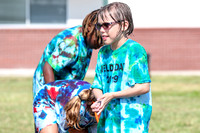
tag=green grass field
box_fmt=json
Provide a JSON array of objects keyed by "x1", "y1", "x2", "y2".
[{"x1": 0, "y1": 76, "x2": 200, "y2": 133}]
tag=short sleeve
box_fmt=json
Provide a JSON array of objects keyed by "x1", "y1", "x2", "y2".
[{"x1": 128, "y1": 43, "x2": 151, "y2": 86}]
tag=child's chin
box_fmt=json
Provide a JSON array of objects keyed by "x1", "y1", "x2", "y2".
[{"x1": 103, "y1": 40, "x2": 110, "y2": 45}]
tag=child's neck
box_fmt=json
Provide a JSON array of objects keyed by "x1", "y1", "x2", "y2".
[{"x1": 111, "y1": 37, "x2": 128, "y2": 50}]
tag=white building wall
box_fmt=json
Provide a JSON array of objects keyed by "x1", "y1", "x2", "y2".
[
  {"x1": 108, "y1": 0, "x2": 200, "y2": 28},
  {"x1": 67, "y1": 0, "x2": 103, "y2": 26}
]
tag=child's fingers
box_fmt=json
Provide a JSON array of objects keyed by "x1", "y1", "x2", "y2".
[
  {"x1": 96, "y1": 101, "x2": 105, "y2": 114},
  {"x1": 91, "y1": 101, "x2": 102, "y2": 112},
  {"x1": 91, "y1": 102, "x2": 96, "y2": 108},
  {"x1": 96, "y1": 100, "x2": 101, "y2": 106},
  {"x1": 92, "y1": 108, "x2": 99, "y2": 112},
  {"x1": 91, "y1": 101, "x2": 99, "y2": 107},
  {"x1": 97, "y1": 108, "x2": 103, "y2": 115}
]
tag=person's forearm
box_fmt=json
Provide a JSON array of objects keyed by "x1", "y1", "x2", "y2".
[
  {"x1": 43, "y1": 61, "x2": 55, "y2": 84},
  {"x1": 92, "y1": 88, "x2": 103, "y2": 100},
  {"x1": 112, "y1": 83, "x2": 150, "y2": 99}
]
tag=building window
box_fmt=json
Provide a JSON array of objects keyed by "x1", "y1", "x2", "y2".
[
  {"x1": 30, "y1": 0, "x2": 66, "y2": 23},
  {"x1": 0, "y1": 0, "x2": 104, "y2": 25},
  {"x1": 0, "y1": 0, "x2": 26, "y2": 24},
  {"x1": 0, "y1": 0, "x2": 66, "y2": 24}
]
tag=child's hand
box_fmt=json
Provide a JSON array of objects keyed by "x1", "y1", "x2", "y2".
[
  {"x1": 95, "y1": 93, "x2": 114, "y2": 115},
  {"x1": 91, "y1": 101, "x2": 101, "y2": 113}
]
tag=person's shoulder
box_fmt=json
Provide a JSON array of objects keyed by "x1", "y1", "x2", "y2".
[
  {"x1": 66, "y1": 25, "x2": 82, "y2": 32},
  {"x1": 54, "y1": 26, "x2": 82, "y2": 44},
  {"x1": 99, "y1": 45, "x2": 110, "y2": 53},
  {"x1": 127, "y1": 39, "x2": 141, "y2": 47},
  {"x1": 127, "y1": 39, "x2": 145, "y2": 50},
  {"x1": 58, "y1": 25, "x2": 82, "y2": 36}
]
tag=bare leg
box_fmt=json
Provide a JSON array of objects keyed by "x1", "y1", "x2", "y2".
[{"x1": 40, "y1": 124, "x2": 58, "y2": 133}]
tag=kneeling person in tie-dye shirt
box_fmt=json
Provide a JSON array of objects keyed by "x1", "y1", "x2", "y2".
[{"x1": 33, "y1": 80, "x2": 97, "y2": 133}]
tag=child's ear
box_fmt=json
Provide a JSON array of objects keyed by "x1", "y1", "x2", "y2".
[
  {"x1": 122, "y1": 20, "x2": 129, "y2": 31},
  {"x1": 124, "y1": 20, "x2": 129, "y2": 31}
]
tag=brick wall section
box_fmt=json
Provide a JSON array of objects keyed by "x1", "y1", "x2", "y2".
[
  {"x1": 0, "y1": 29, "x2": 61, "y2": 68},
  {"x1": 130, "y1": 28, "x2": 200, "y2": 70},
  {"x1": 0, "y1": 28, "x2": 200, "y2": 71}
]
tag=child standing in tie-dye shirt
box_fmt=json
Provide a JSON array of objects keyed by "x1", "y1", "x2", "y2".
[{"x1": 91, "y1": 2, "x2": 152, "y2": 133}]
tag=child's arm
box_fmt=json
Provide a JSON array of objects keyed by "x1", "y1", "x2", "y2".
[
  {"x1": 91, "y1": 88, "x2": 103, "y2": 114},
  {"x1": 112, "y1": 83, "x2": 150, "y2": 98},
  {"x1": 95, "y1": 83, "x2": 150, "y2": 115},
  {"x1": 92, "y1": 88, "x2": 103, "y2": 100},
  {"x1": 43, "y1": 62, "x2": 55, "y2": 83}
]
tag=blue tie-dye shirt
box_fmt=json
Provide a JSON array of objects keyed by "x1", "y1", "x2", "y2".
[
  {"x1": 33, "y1": 26, "x2": 92, "y2": 97},
  {"x1": 33, "y1": 80, "x2": 97, "y2": 133},
  {"x1": 92, "y1": 39, "x2": 152, "y2": 133}
]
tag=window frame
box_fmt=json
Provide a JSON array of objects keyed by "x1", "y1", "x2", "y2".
[
  {"x1": 0, "y1": 0, "x2": 68, "y2": 28},
  {"x1": 0, "y1": 0, "x2": 106, "y2": 29}
]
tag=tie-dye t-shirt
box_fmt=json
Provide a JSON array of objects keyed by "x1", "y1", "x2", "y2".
[
  {"x1": 91, "y1": 39, "x2": 152, "y2": 133},
  {"x1": 33, "y1": 80, "x2": 97, "y2": 133},
  {"x1": 33, "y1": 25, "x2": 92, "y2": 97}
]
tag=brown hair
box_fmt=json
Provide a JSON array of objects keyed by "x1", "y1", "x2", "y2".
[
  {"x1": 82, "y1": 9, "x2": 103, "y2": 49},
  {"x1": 64, "y1": 89, "x2": 95, "y2": 130},
  {"x1": 98, "y1": 2, "x2": 134, "y2": 37}
]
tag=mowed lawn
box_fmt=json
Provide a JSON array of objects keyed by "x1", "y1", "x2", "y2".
[{"x1": 0, "y1": 76, "x2": 200, "y2": 133}]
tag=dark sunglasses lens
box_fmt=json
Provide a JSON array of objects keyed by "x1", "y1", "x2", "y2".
[
  {"x1": 102, "y1": 23, "x2": 111, "y2": 29},
  {"x1": 96, "y1": 22, "x2": 112, "y2": 30}
]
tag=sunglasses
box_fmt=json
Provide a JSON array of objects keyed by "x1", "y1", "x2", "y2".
[{"x1": 95, "y1": 20, "x2": 122, "y2": 31}]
